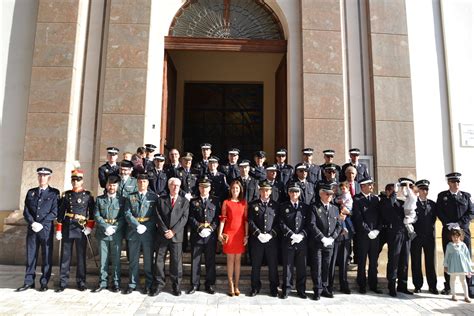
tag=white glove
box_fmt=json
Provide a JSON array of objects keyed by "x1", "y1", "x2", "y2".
[
  {"x1": 185, "y1": 193, "x2": 193, "y2": 201},
  {"x1": 406, "y1": 224, "x2": 414, "y2": 234},
  {"x1": 136, "y1": 224, "x2": 147, "y2": 234},
  {"x1": 447, "y1": 222, "x2": 460, "y2": 230},
  {"x1": 326, "y1": 237, "x2": 334, "y2": 246},
  {"x1": 321, "y1": 237, "x2": 330, "y2": 247},
  {"x1": 31, "y1": 222, "x2": 43, "y2": 233},
  {"x1": 55, "y1": 231, "x2": 62, "y2": 240},
  {"x1": 368, "y1": 231, "x2": 376, "y2": 239},
  {"x1": 257, "y1": 233, "x2": 271, "y2": 243},
  {"x1": 105, "y1": 226, "x2": 116, "y2": 236},
  {"x1": 82, "y1": 227, "x2": 92, "y2": 236},
  {"x1": 291, "y1": 233, "x2": 304, "y2": 245},
  {"x1": 199, "y1": 228, "x2": 212, "y2": 238},
  {"x1": 263, "y1": 233, "x2": 273, "y2": 242},
  {"x1": 372, "y1": 229, "x2": 380, "y2": 238}
]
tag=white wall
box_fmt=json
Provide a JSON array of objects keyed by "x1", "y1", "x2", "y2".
[{"x1": 0, "y1": 0, "x2": 38, "y2": 211}]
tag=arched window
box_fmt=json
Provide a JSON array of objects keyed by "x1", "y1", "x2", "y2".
[{"x1": 169, "y1": 0, "x2": 284, "y2": 40}]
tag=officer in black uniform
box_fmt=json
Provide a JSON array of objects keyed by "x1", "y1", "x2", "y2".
[
  {"x1": 435, "y1": 172, "x2": 474, "y2": 298},
  {"x1": 143, "y1": 144, "x2": 156, "y2": 171},
  {"x1": 206, "y1": 156, "x2": 229, "y2": 202},
  {"x1": 315, "y1": 163, "x2": 340, "y2": 197},
  {"x1": 250, "y1": 151, "x2": 267, "y2": 181},
  {"x1": 16, "y1": 167, "x2": 60, "y2": 292},
  {"x1": 292, "y1": 164, "x2": 316, "y2": 205},
  {"x1": 308, "y1": 184, "x2": 341, "y2": 300},
  {"x1": 187, "y1": 178, "x2": 220, "y2": 294},
  {"x1": 265, "y1": 164, "x2": 286, "y2": 203},
  {"x1": 236, "y1": 160, "x2": 259, "y2": 203},
  {"x1": 55, "y1": 169, "x2": 95, "y2": 292},
  {"x1": 318, "y1": 149, "x2": 342, "y2": 182},
  {"x1": 301, "y1": 148, "x2": 320, "y2": 184},
  {"x1": 352, "y1": 177, "x2": 382, "y2": 294},
  {"x1": 164, "y1": 148, "x2": 181, "y2": 178},
  {"x1": 147, "y1": 153, "x2": 168, "y2": 197},
  {"x1": 98, "y1": 147, "x2": 120, "y2": 189},
  {"x1": 279, "y1": 184, "x2": 309, "y2": 299},
  {"x1": 411, "y1": 179, "x2": 438, "y2": 294},
  {"x1": 248, "y1": 180, "x2": 280, "y2": 297},
  {"x1": 194, "y1": 143, "x2": 212, "y2": 177},
  {"x1": 118, "y1": 160, "x2": 138, "y2": 198},
  {"x1": 275, "y1": 148, "x2": 293, "y2": 186},
  {"x1": 379, "y1": 178, "x2": 413, "y2": 297},
  {"x1": 219, "y1": 148, "x2": 241, "y2": 184},
  {"x1": 340, "y1": 148, "x2": 369, "y2": 182}
]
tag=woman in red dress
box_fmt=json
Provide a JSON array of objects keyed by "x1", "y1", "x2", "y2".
[{"x1": 218, "y1": 180, "x2": 248, "y2": 296}]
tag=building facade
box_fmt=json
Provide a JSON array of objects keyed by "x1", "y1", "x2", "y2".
[{"x1": 1, "y1": 0, "x2": 473, "y2": 223}]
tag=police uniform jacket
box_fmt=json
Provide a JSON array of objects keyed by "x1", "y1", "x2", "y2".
[
  {"x1": 435, "y1": 190, "x2": 473, "y2": 231},
  {"x1": 94, "y1": 194, "x2": 126, "y2": 241},
  {"x1": 118, "y1": 176, "x2": 138, "y2": 198},
  {"x1": 279, "y1": 201, "x2": 309, "y2": 246},
  {"x1": 379, "y1": 193, "x2": 405, "y2": 233},
  {"x1": 250, "y1": 165, "x2": 266, "y2": 181},
  {"x1": 207, "y1": 171, "x2": 229, "y2": 201},
  {"x1": 175, "y1": 167, "x2": 198, "y2": 198},
  {"x1": 147, "y1": 168, "x2": 168, "y2": 197},
  {"x1": 318, "y1": 164, "x2": 341, "y2": 183},
  {"x1": 276, "y1": 164, "x2": 294, "y2": 186},
  {"x1": 188, "y1": 196, "x2": 220, "y2": 245},
  {"x1": 194, "y1": 160, "x2": 209, "y2": 177},
  {"x1": 142, "y1": 158, "x2": 154, "y2": 172},
  {"x1": 219, "y1": 163, "x2": 241, "y2": 184},
  {"x1": 24, "y1": 186, "x2": 60, "y2": 238},
  {"x1": 124, "y1": 191, "x2": 158, "y2": 241},
  {"x1": 315, "y1": 178, "x2": 339, "y2": 196},
  {"x1": 98, "y1": 163, "x2": 120, "y2": 189},
  {"x1": 293, "y1": 180, "x2": 315, "y2": 205},
  {"x1": 308, "y1": 201, "x2": 341, "y2": 248},
  {"x1": 237, "y1": 176, "x2": 259, "y2": 203},
  {"x1": 156, "y1": 195, "x2": 190, "y2": 243},
  {"x1": 352, "y1": 193, "x2": 381, "y2": 235},
  {"x1": 268, "y1": 180, "x2": 286, "y2": 203},
  {"x1": 58, "y1": 190, "x2": 95, "y2": 239},
  {"x1": 248, "y1": 199, "x2": 279, "y2": 240},
  {"x1": 340, "y1": 162, "x2": 369, "y2": 182},
  {"x1": 305, "y1": 163, "x2": 320, "y2": 184},
  {"x1": 413, "y1": 198, "x2": 436, "y2": 237},
  {"x1": 164, "y1": 163, "x2": 181, "y2": 179}
]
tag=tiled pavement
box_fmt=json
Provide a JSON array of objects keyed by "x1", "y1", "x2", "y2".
[{"x1": 1, "y1": 265, "x2": 473, "y2": 316}]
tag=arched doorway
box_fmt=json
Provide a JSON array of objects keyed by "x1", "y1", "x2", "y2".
[{"x1": 161, "y1": 0, "x2": 287, "y2": 161}]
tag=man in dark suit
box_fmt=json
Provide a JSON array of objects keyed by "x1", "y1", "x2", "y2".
[
  {"x1": 147, "y1": 153, "x2": 168, "y2": 197},
  {"x1": 194, "y1": 143, "x2": 212, "y2": 177},
  {"x1": 411, "y1": 179, "x2": 438, "y2": 294},
  {"x1": 265, "y1": 164, "x2": 286, "y2": 203},
  {"x1": 292, "y1": 164, "x2": 315, "y2": 205},
  {"x1": 98, "y1": 147, "x2": 120, "y2": 190},
  {"x1": 164, "y1": 148, "x2": 181, "y2": 178},
  {"x1": 308, "y1": 184, "x2": 342, "y2": 300},
  {"x1": 248, "y1": 180, "x2": 280, "y2": 297},
  {"x1": 250, "y1": 151, "x2": 267, "y2": 181},
  {"x1": 143, "y1": 144, "x2": 156, "y2": 171},
  {"x1": 275, "y1": 148, "x2": 293, "y2": 186},
  {"x1": 236, "y1": 160, "x2": 259, "y2": 203},
  {"x1": 187, "y1": 178, "x2": 220, "y2": 294},
  {"x1": 435, "y1": 172, "x2": 474, "y2": 297},
  {"x1": 351, "y1": 177, "x2": 382, "y2": 294},
  {"x1": 301, "y1": 148, "x2": 320, "y2": 184},
  {"x1": 16, "y1": 167, "x2": 60, "y2": 292},
  {"x1": 340, "y1": 148, "x2": 369, "y2": 182},
  {"x1": 151, "y1": 177, "x2": 189, "y2": 297},
  {"x1": 206, "y1": 156, "x2": 229, "y2": 202},
  {"x1": 318, "y1": 149, "x2": 342, "y2": 181},
  {"x1": 219, "y1": 148, "x2": 241, "y2": 184},
  {"x1": 279, "y1": 184, "x2": 309, "y2": 299}
]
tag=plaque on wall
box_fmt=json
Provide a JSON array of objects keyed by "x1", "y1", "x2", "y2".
[{"x1": 459, "y1": 123, "x2": 474, "y2": 147}]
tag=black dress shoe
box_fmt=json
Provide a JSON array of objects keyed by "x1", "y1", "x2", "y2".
[
  {"x1": 270, "y1": 289, "x2": 278, "y2": 297},
  {"x1": 312, "y1": 293, "x2": 321, "y2": 301},
  {"x1": 205, "y1": 286, "x2": 216, "y2": 295},
  {"x1": 55, "y1": 287, "x2": 65, "y2": 293},
  {"x1": 142, "y1": 287, "x2": 153, "y2": 295},
  {"x1": 398, "y1": 288, "x2": 414, "y2": 295},
  {"x1": 38, "y1": 285, "x2": 48, "y2": 292},
  {"x1": 389, "y1": 288, "x2": 397, "y2": 297},
  {"x1": 297, "y1": 292, "x2": 307, "y2": 299},
  {"x1": 91, "y1": 286, "x2": 107, "y2": 293},
  {"x1": 110, "y1": 285, "x2": 120, "y2": 293},
  {"x1": 249, "y1": 289, "x2": 259, "y2": 297},
  {"x1": 123, "y1": 287, "x2": 135, "y2": 295},
  {"x1": 321, "y1": 290, "x2": 334, "y2": 298},
  {"x1": 414, "y1": 288, "x2": 421, "y2": 293},
  {"x1": 280, "y1": 292, "x2": 288, "y2": 299},
  {"x1": 359, "y1": 287, "x2": 366, "y2": 294},
  {"x1": 370, "y1": 287, "x2": 383, "y2": 294},
  {"x1": 149, "y1": 288, "x2": 161, "y2": 297},
  {"x1": 77, "y1": 285, "x2": 87, "y2": 292},
  {"x1": 172, "y1": 288, "x2": 182, "y2": 296},
  {"x1": 16, "y1": 284, "x2": 34, "y2": 292},
  {"x1": 441, "y1": 288, "x2": 451, "y2": 295},
  {"x1": 340, "y1": 287, "x2": 351, "y2": 294},
  {"x1": 428, "y1": 288, "x2": 439, "y2": 295},
  {"x1": 187, "y1": 286, "x2": 198, "y2": 294}
]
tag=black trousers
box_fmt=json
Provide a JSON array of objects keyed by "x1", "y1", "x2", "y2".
[
  {"x1": 155, "y1": 240, "x2": 183, "y2": 290},
  {"x1": 356, "y1": 235, "x2": 379, "y2": 289},
  {"x1": 386, "y1": 230, "x2": 410, "y2": 290},
  {"x1": 250, "y1": 238, "x2": 279, "y2": 291},
  {"x1": 410, "y1": 233, "x2": 437, "y2": 289},
  {"x1": 309, "y1": 244, "x2": 333, "y2": 293},
  {"x1": 329, "y1": 238, "x2": 351, "y2": 291},
  {"x1": 24, "y1": 229, "x2": 54, "y2": 286},
  {"x1": 59, "y1": 236, "x2": 87, "y2": 287},
  {"x1": 281, "y1": 241, "x2": 307, "y2": 294},
  {"x1": 442, "y1": 228, "x2": 474, "y2": 295},
  {"x1": 190, "y1": 240, "x2": 216, "y2": 287}
]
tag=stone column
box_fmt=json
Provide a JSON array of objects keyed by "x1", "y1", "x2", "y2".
[
  {"x1": 367, "y1": 0, "x2": 416, "y2": 187},
  {"x1": 97, "y1": 0, "x2": 151, "y2": 176},
  {"x1": 301, "y1": 0, "x2": 346, "y2": 165}
]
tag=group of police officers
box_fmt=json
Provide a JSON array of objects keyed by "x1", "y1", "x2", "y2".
[{"x1": 16, "y1": 143, "x2": 474, "y2": 300}]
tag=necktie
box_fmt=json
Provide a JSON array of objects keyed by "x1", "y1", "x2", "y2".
[
  {"x1": 203, "y1": 198, "x2": 207, "y2": 204},
  {"x1": 263, "y1": 202, "x2": 267, "y2": 207},
  {"x1": 38, "y1": 189, "x2": 44, "y2": 199},
  {"x1": 324, "y1": 205, "x2": 328, "y2": 211},
  {"x1": 294, "y1": 203, "x2": 298, "y2": 209},
  {"x1": 349, "y1": 182, "x2": 355, "y2": 197},
  {"x1": 171, "y1": 197, "x2": 176, "y2": 207}
]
